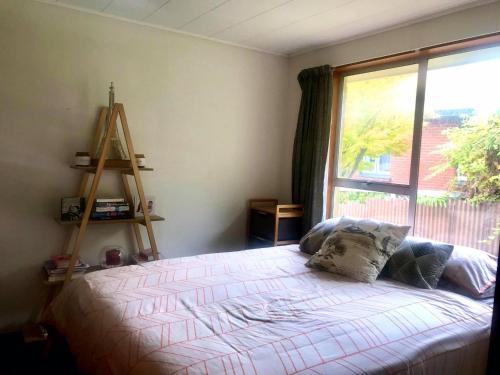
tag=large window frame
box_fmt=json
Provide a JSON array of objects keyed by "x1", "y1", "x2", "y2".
[{"x1": 325, "y1": 32, "x2": 500, "y2": 233}]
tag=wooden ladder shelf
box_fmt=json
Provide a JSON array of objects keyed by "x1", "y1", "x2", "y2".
[{"x1": 58, "y1": 103, "x2": 164, "y2": 287}]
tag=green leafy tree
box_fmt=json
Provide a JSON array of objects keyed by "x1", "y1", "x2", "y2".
[
  {"x1": 340, "y1": 74, "x2": 414, "y2": 177},
  {"x1": 431, "y1": 113, "x2": 500, "y2": 204}
]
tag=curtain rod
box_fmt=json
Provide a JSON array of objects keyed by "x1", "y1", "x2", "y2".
[{"x1": 334, "y1": 32, "x2": 500, "y2": 73}]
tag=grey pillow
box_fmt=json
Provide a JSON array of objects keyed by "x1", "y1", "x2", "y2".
[
  {"x1": 307, "y1": 217, "x2": 410, "y2": 283},
  {"x1": 299, "y1": 217, "x2": 340, "y2": 255},
  {"x1": 383, "y1": 237, "x2": 454, "y2": 289}
]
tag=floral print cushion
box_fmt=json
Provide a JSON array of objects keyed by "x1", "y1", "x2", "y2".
[
  {"x1": 306, "y1": 217, "x2": 410, "y2": 282},
  {"x1": 299, "y1": 217, "x2": 341, "y2": 255}
]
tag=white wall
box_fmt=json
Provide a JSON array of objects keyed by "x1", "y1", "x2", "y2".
[
  {"x1": 0, "y1": 0, "x2": 289, "y2": 330},
  {"x1": 281, "y1": 1, "x2": 500, "y2": 201}
]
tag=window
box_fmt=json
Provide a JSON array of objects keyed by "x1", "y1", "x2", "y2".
[
  {"x1": 360, "y1": 154, "x2": 391, "y2": 180},
  {"x1": 329, "y1": 41, "x2": 500, "y2": 255},
  {"x1": 338, "y1": 64, "x2": 418, "y2": 185}
]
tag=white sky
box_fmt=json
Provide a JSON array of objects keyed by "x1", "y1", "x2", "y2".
[
  {"x1": 425, "y1": 57, "x2": 500, "y2": 117},
  {"x1": 346, "y1": 46, "x2": 500, "y2": 119}
]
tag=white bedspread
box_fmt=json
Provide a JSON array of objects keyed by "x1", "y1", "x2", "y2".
[{"x1": 48, "y1": 245, "x2": 492, "y2": 375}]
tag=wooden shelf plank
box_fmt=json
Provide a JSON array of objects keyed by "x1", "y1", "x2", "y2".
[
  {"x1": 55, "y1": 215, "x2": 165, "y2": 226},
  {"x1": 252, "y1": 205, "x2": 303, "y2": 218},
  {"x1": 71, "y1": 165, "x2": 153, "y2": 173}
]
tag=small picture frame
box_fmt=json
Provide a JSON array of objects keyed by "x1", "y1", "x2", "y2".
[
  {"x1": 61, "y1": 197, "x2": 85, "y2": 221},
  {"x1": 134, "y1": 196, "x2": 155, "y2": 217}
]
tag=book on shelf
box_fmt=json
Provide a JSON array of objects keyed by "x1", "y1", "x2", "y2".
[
  {"x1": 94, "y1": 201, "x2": 129, "y2": 207},
  {"x1": 43, "y1": 256, "x2": 89, "y2": 282},
  {"x1": 43, "y1": 269, "x2": 86, "y2": 282},
  {"x1": 91, "y1": 211, "x2": 131, "y2": 220},
  {"x1": 44, "y1": 261, "x2": 88, "y2": 274},
  {"x1": 94, "y1": 207, "x2": 129, "y2": 213},
  {"x1": 90, "y1": 198, "x2": 131, "y2": 220},
  {"x1": 95, "y1": 198, "x2": 126, "y2": 203},
  {"x1": 95, "y1": 201, "x2": 127, "y2": 207},
  {"x1": 94, "y1": 204, "x2": 130, "y2": 213},
  {"x1": 50, "y1": 254, "x2": 86, "y2": 269}
]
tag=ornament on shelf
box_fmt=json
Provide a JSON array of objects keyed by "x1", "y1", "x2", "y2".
[
  {"x1": 74, "y1": 152, "x2": 91, "y2": 166},
  {"x1": 135, "y1": 154, "x2": 146, "y2": 167},
  {"x1": 100, "y1": 246, "x2": 126, "y2": 268},
  {"x1": 95, "y1": 82, "x2": 128, "y2": 160}
]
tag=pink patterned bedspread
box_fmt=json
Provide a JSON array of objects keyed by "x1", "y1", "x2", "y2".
[{"x1": 49, "y1": 245, "x2": 492, "y2": 375}]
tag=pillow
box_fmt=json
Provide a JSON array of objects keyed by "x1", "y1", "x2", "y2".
[
  {"x1": 382, "y1": 237, "x2": 454, "y2": 289},
  {"x1": 306, "y1": 217, "x2": 410, "y2": 283},
  {"x1": 441, "y1": 245, "x2": 497, "y2": 299},
  {"x1": 299, "y1": 217, "x2": 341, "y2": 255},
  {"x1": 438, "y1": 279, "x2": 496, "y2": 300}
]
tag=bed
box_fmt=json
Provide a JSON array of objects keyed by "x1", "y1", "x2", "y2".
[{"x1": 48, "y1": 245, "x2": 492, "y2": 375}]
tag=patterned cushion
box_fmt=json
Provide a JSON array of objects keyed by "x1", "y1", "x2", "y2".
[
  {"x1": 299, "y1": 218, "x2": 340, "y2": 254},
  {"x1": 306, "y1": 217, "x2": 410, "y2": 283},
  {"x1": 383, "y1": 237, "x2": 454, "y2": 289}
]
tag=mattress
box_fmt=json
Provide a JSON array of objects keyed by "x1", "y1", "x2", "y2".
[{"x1": 48, "y1": 245, "x2": 492, "y2": 375}]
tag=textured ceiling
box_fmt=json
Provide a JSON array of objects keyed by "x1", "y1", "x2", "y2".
[{"x1": 40, "y1": 0, "x2": 493, "y2": 55}]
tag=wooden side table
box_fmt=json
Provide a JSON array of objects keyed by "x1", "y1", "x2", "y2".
[{"x1": 246, "y1": 199, "x2": 304, "y2": 248}]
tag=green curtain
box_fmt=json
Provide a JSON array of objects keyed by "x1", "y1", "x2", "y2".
[{"x1": 292, "y1": 65, "x2": 333, "y2": 234}]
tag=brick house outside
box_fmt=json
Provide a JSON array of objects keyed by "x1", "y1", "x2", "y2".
[{"x1": 358, "y1": 109, "x2": 473, "y2": 191}]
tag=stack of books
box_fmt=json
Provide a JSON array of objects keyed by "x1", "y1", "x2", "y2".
[
  {"x1": 91, "y1": 198, "x2": 130, "y2": 220},
  {"x1": 43, "y1": 255, "x2": 89, "y2": 282}
]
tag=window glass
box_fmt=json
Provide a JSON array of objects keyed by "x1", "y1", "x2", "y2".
[
  {"x1": 333, "y1": 187, "x2": 409, "y2": 226},
  {"x1": 338, "y1": 64, "x2": 418, "y2": 184},
  {"x1": 414, "y1": 46, "x2": 500, "y2": 255}
]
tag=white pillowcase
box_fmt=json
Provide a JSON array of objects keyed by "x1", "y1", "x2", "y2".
[
  {"x1": 442, "y1": 245, "x2": 497, "y2": 298},
  {"x1": 306, "y1": 217, "x2": 410, "y2": 282}
]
